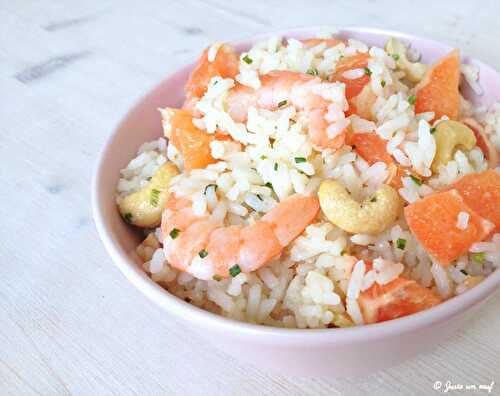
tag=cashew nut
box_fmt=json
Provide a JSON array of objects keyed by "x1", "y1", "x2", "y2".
[
  {"x1": 431, "y1": 120, "x2": 477, "y2": 172},
  {"x1": 461, "y1": 117, "x2": 499, "y2": 167},
  {"x1": 385, "y1": 38, "x2": 427, "y2": 83},
  {"x1": 318, "y1": 180, "x2": 403, "y2": 234},
  {"x1": 118, "y1": 162, "x2": 179, "y2": 228}
]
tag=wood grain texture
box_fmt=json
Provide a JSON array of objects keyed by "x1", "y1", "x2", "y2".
[{"x1": 1, "y1": 1, "x2": 499, "y2": 394}]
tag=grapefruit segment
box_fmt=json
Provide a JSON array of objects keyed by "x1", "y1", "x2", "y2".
[
  {"x1": 358, "y1": 277, "x2": 442, "y2": 324},
  {"x1": 414, "y1": 49, "x2": 460, "y2": 121},
  {"x1": 346, "y1": 131, "x2": 408, "y2": 188},
  {"x1": 449, "y1": 170, "x2": 500, "y2": 232},
  {"x1": 184, "y1": 44, "x2": 239, "y2": 105},
  {"x1": 330, "y1": 53, "x2": 371, "y2": 100},
  {"x1": 161, "y1": 108, "x2": 232, "y2": 172},
  {"x1": 404, "y1": 189, "x2": 494, "y2": 265}
]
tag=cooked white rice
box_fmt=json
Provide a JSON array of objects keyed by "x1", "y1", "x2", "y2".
[{"x1": 118, "y1": 31, "x2": 500, "y2": 329}]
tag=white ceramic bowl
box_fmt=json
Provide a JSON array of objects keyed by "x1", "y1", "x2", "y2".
[{"x1": 92, "y1": 27, "x2": 500, "y2": 377}]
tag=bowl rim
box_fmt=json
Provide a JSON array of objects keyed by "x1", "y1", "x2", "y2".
[{"x1": 92, "y1": 26, "x2": 500, "y2": 344}]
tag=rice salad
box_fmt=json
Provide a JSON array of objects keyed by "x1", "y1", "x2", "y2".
[{"x1": 116, "y1": 32, "x2": 500, "y2": 329}]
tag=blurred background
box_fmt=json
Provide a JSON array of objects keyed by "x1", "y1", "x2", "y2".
[{"x1": 2, "y1": 1, "x2": 499, "y2": 394}]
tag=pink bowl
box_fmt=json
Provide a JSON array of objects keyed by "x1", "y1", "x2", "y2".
[{"x1": 92, "y1": 27, "x2": 500, "y2": 377}]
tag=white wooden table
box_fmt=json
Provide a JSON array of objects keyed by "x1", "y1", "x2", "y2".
[{"x1": 2, "y1": 1, "x2": 499, "y2": 394}]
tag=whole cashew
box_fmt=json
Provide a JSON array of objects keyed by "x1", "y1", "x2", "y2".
[
  {"x1": 318, "y1": 180, "x2": 403, "y2": 234},
  {"x1": 431, "y1": 120, "x2": 477, "y2": 172},
  {"x1": 385, "y1": 38, "x2": 427, "y2": 83},
  {"x1": 118, "y1": 162, "x2": 179, "y2": 228}
]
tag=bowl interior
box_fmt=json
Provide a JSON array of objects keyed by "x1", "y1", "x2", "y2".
[{"x1": 93, "y1": 26, "x2": 500, "y2": 339}]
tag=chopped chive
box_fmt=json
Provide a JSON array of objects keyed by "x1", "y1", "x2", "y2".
[
  {"x1": 169, "y1": 228, "x2": 180, "y2": 239},
  {"x1": 150, "y1": 188, "x2": 161, "y2": 206},
  {"x1": 204, "y1": 183, "x2": 218, "y2": 194},
  {"x1": 242, "y1": 55, "x2": 253, "y2": 64},
  {"x1": 146, "y1": 176, "x2": 152, "y2": 181},
  {"x1": 257, "y1": 194, "x2": 263, "y2": 201},
  {"x1": 123, "y1": 212, "x2": 133, "y2": 223},
  {"x1": 408, "y1": 95, "x2": 416, "y2": 105},
  {"x1": 229, "y1": 264, "x2": 241, "y2": 277},
  {"x1": 410, "y1": 175, "x2": 423, "y2": 186},
  {"x1": 396, "y1": 238, "x2": 407, "y2": 250},
  {"x1": 306, "y1": 68, "x2": 319, "y2": 76},
  {"x1": 213, "y1": 80, "x2": 219, "y2": 85},
  {"x1": 370, "y1": 196, "x2": 377, "y2": 202},
  {"x1": 274, "y1": 163, "x2": 278, "y2": 171},
  {"x1": 381, "y1": 80, "x2": 386, "y2": 87},
  {"x1": 265, "y1": 182, "x2": 273, "y2": 190},
  {"x1": 363, "y1": 67, "x2": 372, "y2": 76},
  {"x1": 471, "y1": 252, "x2": 485, "y2": 263},
  {"x1": 430, "y1": 127, "x2": 436, "y2": 134},
  {"x1": 260, "y1": 155, "x2": 267, "y2": 160},
  {"x1": 278, "y1": 100, "x2": 288, "y2": 107},
  {"x1": 198, "y1": 249, "x2": 208, "y2": 258},
  {"x1": 294, "y1": 157, "x2": 306, "y2": 163},
  {"x1": 460, "y1": 269, "x2": 468, "y2": 275},
  {"x1": 391, "y1": 53, "x2": 400, "y2": 61},
  {"x1": 212, "y1": 274, "x2": 222, "y2": 281}
]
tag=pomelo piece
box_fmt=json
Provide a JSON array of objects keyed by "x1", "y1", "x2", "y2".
[
  {"x1": 301, "y1": 38, "x2": 344, "y2": 48},
  {"x1": 330, "y1": 53, "x2": 371, "y2": 100},
  {"x1": 184, "y1": 44, "x2": 239, "y2": 104},
  {"x1": 415, "y1": 49, "x2": 460, "y2": 121},
  {"x1": 346, "y1": 131, "x2": 408, "y2": 188},
  {"x1": 358, "y1": 277, "x2": 442, "y2": 324},
  {"x1": 161, "y1": 108, "x2": 232, "y2": 171},
  {"x1": 347, "y1": 132, "x2": 393, "y2": 165},
  {"x1": 404, "y1": 189, "x2": 494, "y2": 265},
  {"x1": 449, "y1": 170, "x2": 500, "y2": 232}
]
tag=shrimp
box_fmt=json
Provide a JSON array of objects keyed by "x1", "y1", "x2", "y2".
[
  {"x1": 183, "y1": 43, "x2": 240, "y2": 110},
  {"x1": 226, "y1": 70, "x2": 349, "y2": 151},
  {"x1": 161, "y1": 194, "x2": 320, "y2": 279}
]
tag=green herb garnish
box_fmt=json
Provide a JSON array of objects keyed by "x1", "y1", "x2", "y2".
[
  {"x1": 471, "y1": 252, "x2": 485, "y2": 263},
  {"x1": 169, "y1": 228, "x2": 180, "y2": 239},
  {"x1": 294, "y1": 157, "x2": 306, "y2": 164},
  {"x1": 370, "y1": 196, "x2": 377, "y2": 202},
  {"x1": 274, "y1": 163, "x2": 278, "y2": 171},
  {"x1": 430, "y1": 127, "x2": 436, "y2": 134},
  {"x1": 364, "y1": 67, "x2": 372, "y2": 76},
  {"x1": 123, "y1": 212, "x2": 133, "y2": 223},
  {"x1": 306, "y1": 68, "x2": 319, "y2": 76},
  {"x1": 410, "y1": 175, "x2": 423, "y2": 186},
  {"x1": 396, "y1": 238, "x2": 407, "y2": 250},
  {"x1": 198, "y1": 249, "x2": 208, "y2": 259},
  {"x1": 265, "y1": 182, "x2": 273, "y2": 190},
  {"x1": 408, "y1": 95, "x2": 416, "y2": 105},
  {"x1": 256, "y1": 194, "x2": 263, "y2": 201},
  {"x1": 150, "y1": 188, "x2": 161, "y2": 206},
  {"x1": 242, "y1": 55, "x2": 253, "y2": 64},
  {"x1": 229, "y1": 264, "x2": 241, "y2": 277},
  {"x1": 278, "y1": 100, "x2": 288, "y2": 107},
  {"x1": 204, "y1": 183, "x2": 218, "y2": 194},
  {"x1": 381, "y1": 80, "x2": 386, "y2": 87},
  {"x1": 391, "y1": 53, "x2": 400, "y2": 61},
  {"x1": 460, "y1": 269, "x2": 468, "y2": 275}
]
